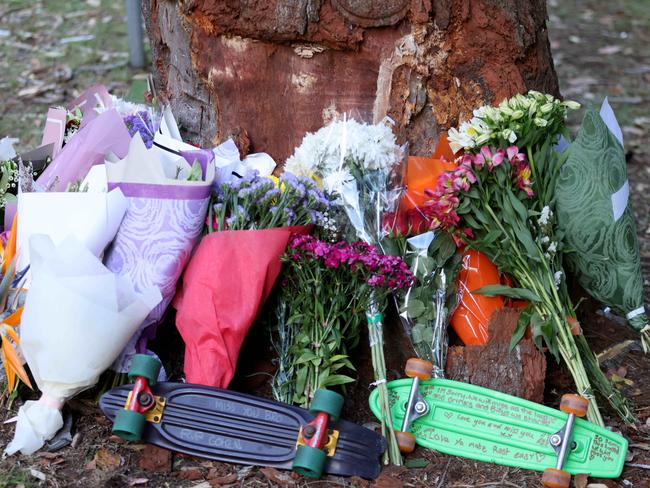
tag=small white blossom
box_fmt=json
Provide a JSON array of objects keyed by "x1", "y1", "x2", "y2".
[
  {"x1": 541, "y1": 236, "x2": 550, "y2": 244},
  {"x1": 502, "y1": 129, "x2": 517, "y2": 143},
  {"x1": 554, "y1": 271, "x2": 563, "y2": 288},
  {"x1": 540, "y1": 103, "x2": 554, "y2": 114},
  {"x1": 534, "y1": 117, "x2": 549, "y2": 127},
  {"x1": 538, "y1": 205, "x2": 551, "y2": 226},
  {"x1": 547, "y1": 242, "x2": 557, "y2": 254}
]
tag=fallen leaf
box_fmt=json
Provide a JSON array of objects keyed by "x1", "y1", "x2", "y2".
[
  {"x1": 128, "y1": 479, "x2": 149, "y2": 486},
  {"x1": 372, "y1": 472, "x2": 403, "y2": 488},
  {"x1": 29, "y1": 469, "x2": 46, "y2": 481},
  {"x1": 574, "y1": 473, "x2": 589, "y2": 488},
  {"x1": 260, "y1": 467, "x2": 295, "y2": 486},
  {"x1": 93, "y1": 448, "x2": 123, "y2": 470},
  {"x1": 207, "y1": 472, "x2": 237, "y2": 486},
  {"x1": 138, "y1": 445, "x2": 172, "y2": 473},
  {"x1": 598, "y1": 45, "x2": 623, "y2": 55},
  {"x1": 177, "y1": 467, "x2": 204, "y2": 481},
  {"x1": 404, "y1": 458, "x2": 429, "y2": 468}
]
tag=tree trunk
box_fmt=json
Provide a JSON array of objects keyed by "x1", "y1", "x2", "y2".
[
  {"x1": 143, "y1": 0, "x2": 559, "y2": 161},
  {"x1": 142, "y1": 0, "x2": 558, "y2": 397}
]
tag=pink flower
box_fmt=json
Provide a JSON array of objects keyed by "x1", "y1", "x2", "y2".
[
  {"x1": 506, "y1": 145, "x2": 526, "y2": 164},
  {"x1": 491, "y1": 149, "x2": 505, "y2": 170},
  {"x1": 460, "y1": 154, "x2": 474, "y2": 168},
  {"x1": 515, "y1": 162, "x2": 534, "y2": 198},
  {"x1": 437, "y1": 171, "x2": 456, "y2": 194},
  {"x1": 451, "y1": 166, "x2": 476, "y2": 191}
]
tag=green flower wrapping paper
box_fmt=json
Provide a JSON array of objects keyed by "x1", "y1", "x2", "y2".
[{"x1": 555, "y1": 106, "x2": 649, "y2": 349}]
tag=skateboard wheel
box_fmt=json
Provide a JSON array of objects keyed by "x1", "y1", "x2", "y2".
[
  {"x1": 541, "y1": 468, "x2": 571, "y2": 488},
  {"x1": 310, "y1": 389, "x2": 344, "y2": 423},
  {"x1": 559, "y1": 394, "x2": 589, "y2": 417},
  {"x1": 113, "y1": 409, "x2": 146, "y2": 442},
  {"x1": 405, "y1": 358, "x2": 433, "y2": 381},
  {"x1": 395, "y1": 430, "x2": 416, "y2": 454},
  {"x1": 128, "y1": 354, "x2": 161, "y2": 385},
  {"x1": 292, "y1": 444, "x2": 327, "y2": 479}
]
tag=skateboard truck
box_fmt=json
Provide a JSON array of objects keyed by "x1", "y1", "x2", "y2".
[
  {"x1": 395, "y1": 358, "x2": 433, "y2": 454},
  {"x1": 112, "y1": 354, "x2": 163, "y2": 442},
  {"x1": 542, "y1": 394, "x2": 589, "y2": 488},
  {"x1": 292, "y1": 389, "x2": 344, "y2": 479},
  {"x1": 124, "y1": 378, "x2": 166, "y2": 423}
]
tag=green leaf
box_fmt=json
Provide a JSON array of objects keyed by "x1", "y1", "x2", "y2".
[
  {"x1": 295, "y1": 351, "x2": 319, "y2": 364},
  {"x1": 509, "y1": 306, "x2": 532, "y2": 351},
  {"x1": 473, "y1": 284, "x2": 541, "y2": 302},
  {"x1": 295, "y1": 366, "x2": 308, "y2": 394},
  {"x1": 321, "y1": 374, "x2": 356, "y2": 387},
  {"x1": 405, "y1": 458, "x2": 429, "y2": 469},
  {"x1": 404, "y1": 299, "x2": 426, "y2": 318},
  {"x1": 187, "y1": 160, "x2": 203, "y2": 181},
  {"x1": 482, "y1": 229, "x2": 502, "y2": 246},
  {"x1": 507, "y1": 189, "x2": 529, "y2": 223}
]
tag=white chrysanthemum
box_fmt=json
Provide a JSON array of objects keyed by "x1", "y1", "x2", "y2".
[
  {"x1": 323, "y1": 168, "x2": 353, "y2": 194},
  {"x1": 286, "y1": 118, "x2": 400, "y2": 178},
  {"x1": 94, "y1": 95, "x2": 146, "y2": 116}
]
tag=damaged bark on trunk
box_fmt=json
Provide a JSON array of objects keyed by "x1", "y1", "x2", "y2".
[{"x1": 143, "y1": 0, "x2": 559, "y2": 161}]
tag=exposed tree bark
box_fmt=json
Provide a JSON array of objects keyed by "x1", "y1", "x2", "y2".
[
  {"x1": 446, "y1": 309, "x2": 547, "y2": 402},
  {"x1": 143, "y1": 0, "x2": 559, "y2": 161}
]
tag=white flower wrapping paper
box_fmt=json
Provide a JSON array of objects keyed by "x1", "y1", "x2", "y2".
[
  {"x1": 5, "y1": 235, "x2": 161, "y2": 455},
  {"x1": 16, "y1": 188, "x2": 129, "y2": 282}
]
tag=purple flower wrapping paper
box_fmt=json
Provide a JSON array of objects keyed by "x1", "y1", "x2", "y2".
[{"x1": 104, "y1": 182, "x2": 210, "y2": 372}]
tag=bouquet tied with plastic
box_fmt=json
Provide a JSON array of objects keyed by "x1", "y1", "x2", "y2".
[
  {"x1": 555, "y1": 101, "x2": 649, "y2": 350},
  {"x1": 174, "y1": 171, "x2": 328, "y2": 389},
  {"x1": 286, "y1": 116, "x2": 404, "y2": 464},
  {"x1": 5, "y1": 235, "x2": 161, "y2": 455}
]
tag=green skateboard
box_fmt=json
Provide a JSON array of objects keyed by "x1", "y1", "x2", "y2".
[{"x1": 369, "y1": 359, "x2": 627, "y2": 487}]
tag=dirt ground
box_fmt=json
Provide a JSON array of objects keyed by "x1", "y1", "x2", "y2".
[{"x1": 1, "y1": 0, "x2": 650, "y2": 487}]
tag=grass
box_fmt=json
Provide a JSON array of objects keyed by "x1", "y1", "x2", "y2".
[
  {"x1": 0, "y1": 467, "x2": 34, "y2": 488},
  {"x1": 547, "y1": 0, "x2": 650, "y2": 148},
  {"x1": 0, "y1": 0, "x2": 148, "y2": 150}
]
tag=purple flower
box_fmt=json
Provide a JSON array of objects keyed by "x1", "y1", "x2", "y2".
[{"x1": 124, "y1": 111, "x2": 154, "y2": 148}]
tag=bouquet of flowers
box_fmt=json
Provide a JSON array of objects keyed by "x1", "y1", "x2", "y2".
[
  {"x1": 383, "y1": 230, "x2": 461, "y2": 376},
  {"x1": 173, "y1": 171, "x2": 328, "y2": 389},
  {"x1": 286, "y1": 117, "x2": 404, "y2": 464},
  {"x1": 555, "y1": 101, "x2": 650, "y2": 351},
  {"x1": 424, "y1": 91, "x2": 633, "y2": 425},
  {"x1": 6, "y1": 235, "x2": 160, "y2": 455},
  {"x1": 0, "y1": 219, "x2": 31, "y2": 395},
  {"x1": 381, "y1": 139, "x2": 463, "y2": 375},
  {"x1": 273, "y1": 235, "x2": 413, "y2": 407},
  {"x1": 103, "y1": 133, "x2": 214, "y2": 375}
]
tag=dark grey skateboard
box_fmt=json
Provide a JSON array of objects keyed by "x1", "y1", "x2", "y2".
[{"x1": 100, "y1": 382, "x2": 385, "y2": 479}]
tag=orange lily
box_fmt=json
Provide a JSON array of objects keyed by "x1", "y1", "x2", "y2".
[{"x1": 2, "y1": 213, "x2": 17, "y2": 273}]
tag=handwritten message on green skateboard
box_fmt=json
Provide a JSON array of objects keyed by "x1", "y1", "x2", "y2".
[{"x1": 369, "y1": 377, "x2": 627, "y2": 479}]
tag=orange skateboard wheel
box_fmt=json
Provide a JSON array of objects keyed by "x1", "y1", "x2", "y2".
[
  {"x1": 541, "y1": 468, "x2": 571, "y2": 488},
  {"x1": 559, "y1": 394, "x2": 589, "y2": 417},
  {"x1": 394, "y1": 430, "x2": 416, "y2": 454},
  {"x1": 405, "y1": 358, "x2": 433, "y2": 381}
]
